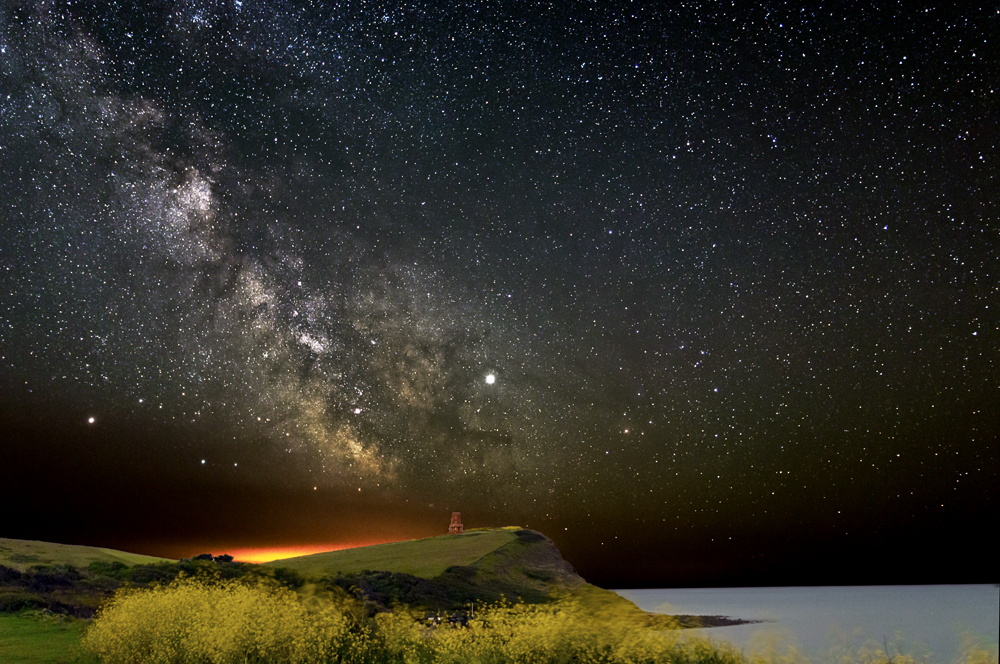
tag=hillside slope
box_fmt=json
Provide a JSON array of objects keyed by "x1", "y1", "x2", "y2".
[
  {"x1": 262, "y1": 528, "x2": 521, "y2": 579},
  {"x1": 264, "y1": 527, "x2": 600, "y2": 612},
  {"x1": 0, "y1": 538, "x2": 172, "y2": 572},
  {"x1": 0, "y1": 532, "x2": 725, "y2": 627}
]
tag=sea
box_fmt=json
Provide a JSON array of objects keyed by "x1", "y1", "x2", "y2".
[{"x1": 612, "y1": 585, "x2": 999, "y2": 663}]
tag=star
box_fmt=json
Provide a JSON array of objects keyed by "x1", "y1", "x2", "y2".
[{"x1": 0, "y1": 0, "x2": 991, "y2": 590}]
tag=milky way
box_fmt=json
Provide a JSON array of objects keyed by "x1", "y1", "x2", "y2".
[{"x1": 1, "y1": 1, "x2": 996, "y2": 585}]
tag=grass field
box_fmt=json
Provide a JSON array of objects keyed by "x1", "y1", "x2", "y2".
[
  {"x1": 0, "y1": 612, "x2": 97, "y2": 663},
  {"x1": 263, "y1": 528, "x2": 520, "y2": 579},
  {"x1": 0, "y1": 538, "x2": 172, "y2": 573}
]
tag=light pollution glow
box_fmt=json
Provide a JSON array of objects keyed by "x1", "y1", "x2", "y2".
[{"x1": 226, "y1": 540, "x2": 390, "y2": 564}]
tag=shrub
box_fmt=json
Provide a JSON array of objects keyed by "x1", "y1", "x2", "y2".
[
  {"x1": 271, "y1": 566, "x2": 306, "y2": 590},
  {"x1": 81, "y1": 575, "x2": 356, "y2": 664},
  {"x1": 0, "y1": 589, "x2": 45, "y2": 612},
  {"x1": 25, "y1": 564, "x2": 79, "y2": 590},
  {"x1": 89, "y1": 561, "x2": 130, "y2": 580},
  {"x1": 0, "y1": 564, "x2": 24, "y2": 583},
  {"x1": 127, "y1": 563, "x2": 178, "y2": 585}
]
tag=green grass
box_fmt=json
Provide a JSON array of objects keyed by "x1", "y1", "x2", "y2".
[
  {"x1": 0, "y1": 612, "x2": 97, "y2": 663},
  {"x1": 0, "y1": 538, "x2": 172, "y2": 573},
  {"x1": 263, "y1": 528, "x2": 520, "y2": 580}
]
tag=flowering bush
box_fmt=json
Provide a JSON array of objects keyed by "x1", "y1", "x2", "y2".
[
  {"x1": 82, "y1": 576, "x2": 754, "y2": 664},
  {"x1": 81, "y1": 575, "x2": 355, "y2": 663},
  {"x1": 375, "y1": 596, "x2": 746, "y2": 664}
]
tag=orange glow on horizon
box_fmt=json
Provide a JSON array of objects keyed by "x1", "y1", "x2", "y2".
[{"x1": 225, "y1": 540, "x2": 392, "y2": 564}]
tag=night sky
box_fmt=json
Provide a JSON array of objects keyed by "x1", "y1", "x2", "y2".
[{"x1": 1, "y1": 1, "x2": 996, "y2": 588}]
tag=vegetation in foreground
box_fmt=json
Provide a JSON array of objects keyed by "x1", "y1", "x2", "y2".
[
  {"x1": 81, "y1": 574, "x2": 737, "y2": 664},
  {"x1": 77, "y1": 575, "x2": 999, "y2": 664},
  {"x1": 3, "y1": 536, "x2": 996, "y2": 664}
]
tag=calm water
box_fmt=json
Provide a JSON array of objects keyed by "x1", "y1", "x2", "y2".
[{"x1": 613, "y1": 585, "x2": 998, "y2": 662}]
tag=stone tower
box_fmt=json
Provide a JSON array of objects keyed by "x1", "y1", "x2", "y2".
[{"x1": 449, "y1": 512, "x2": 464, "y2": 534}]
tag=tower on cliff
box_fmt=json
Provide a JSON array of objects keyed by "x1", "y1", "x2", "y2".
[{"x1": 449, "y1": 512, "x2": 464, "y2": 534}]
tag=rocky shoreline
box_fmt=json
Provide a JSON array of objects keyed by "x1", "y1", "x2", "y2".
[
  {"x1": 646, "y1": 613, "x2": 767, "y2": 629},
  {"x1": 677, "y1": 614, "x2": 766, "y2": 628}
]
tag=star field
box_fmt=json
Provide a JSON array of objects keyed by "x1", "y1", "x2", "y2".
[{"x1": 1, "y1": 1, "x2": 996, "y2": 586}]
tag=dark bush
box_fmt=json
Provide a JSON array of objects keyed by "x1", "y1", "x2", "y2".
[
  {"x1": 89, "y1": 561, "x2": 130, "y2": 579},
  {"x1": 322, "y1": 569, "x2": 494, "y2": 614},
  {"x1": 442, "y1": 565, "x2": 477, "y2": 581},
  {"x1": 271, "y1": 567, "x2": 305, "y2": 589},
  {"x1": 216, "y1": 561, "x2": 253, "y2": 580},
  {"x1": 128, "y1": 564, "x2": 177, "y2": 584},
  {"x1": 0, "y1": 590, "x2": 45, "y2": 612},
  {"x1": 0, "y1": 565, "x2": 24, "y2": 583},
  {"x1": 54, "y1": 564, "x2": 82, "y2": 580},
  {"x1": 25, "y1": 565, "x2": 76, "y2": 590}
]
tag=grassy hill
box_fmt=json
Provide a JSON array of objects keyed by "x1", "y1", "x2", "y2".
[
  {"x1": 0, "y1": 533, "x2": 696, "y2": 626},
  {"x1": 262, "y1": 527, "x2": 634, "y2": 615},
  {"x1": 261, "y1": 527, "x2": 702, "y2": 626},
  {"x1": 0, "y1": 538, "x2": 173, "y2": 572},
  {"x1": 262, "y1": 527, "x2": 521, "y2": 579}
]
